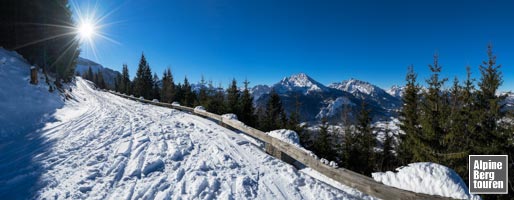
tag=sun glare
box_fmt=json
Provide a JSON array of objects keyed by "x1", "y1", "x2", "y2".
[{"x1": 78, "y1": 21, "x2": 96, "y2": 40}]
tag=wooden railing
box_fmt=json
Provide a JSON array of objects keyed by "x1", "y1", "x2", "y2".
[{"x1": 106, "y1": 90, "x2": 454, "y2": 200}]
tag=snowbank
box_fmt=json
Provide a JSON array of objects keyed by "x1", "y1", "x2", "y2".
[
  {"x1": 266, "y1": 129, "x2": 302, "y2": 148},
  {"x1": 221, "y1": 113, "x2": 238, "y2": 120},
  {"x1": 0, "y1": 48, "x2": 64, "y2": 138},
  {"x1": 372, "y1": 162, "x2": 479, "y2": 199},
  {"x1": 194, "y1": 106, "x2": 206, "y2": 112}
]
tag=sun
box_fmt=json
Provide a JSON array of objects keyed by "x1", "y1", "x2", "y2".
[{"x1": 77, "y1": 21, "x2": 96, "y2": 40}]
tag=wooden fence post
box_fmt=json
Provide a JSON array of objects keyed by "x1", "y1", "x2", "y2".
[{"x1": 30, "y1": 66, "x2": 38, "y2": 85}]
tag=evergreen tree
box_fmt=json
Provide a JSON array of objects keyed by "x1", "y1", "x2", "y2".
[
  {"x1": 114, "y1": 74, "x2": 122, "y2": 92},
  {"x1": 313, "y1": 117, "x2": 336, "y2": 161},
  {"x1": 226, "y1": 79, "x2": 240, "y2": 115},
  {"x1": 1, "y1": 0, "x2": 79, "y2": 81},
  {"x1": 120, "y1": 64, "x2": 131, "y2": 94},
  {"x1": 97, "y1": 71, "x2": 106, "y2": 89},
  {"x1": 474, "y1": 45, "x2": 508, "y2": 153},
  {"x1": 207, "y1": 83, "x2": 226, "y2": 114},
  {"x1": 152, "y1": 73, "x2": 160, "y2": 100},
  {"x1": 198, "y1": 75, "x2": 209, "y2": 106},
  {"x1": 87, "y1": 66, "x2": 94, "y2": 81},
  {"x1": 418, "y1": 54, "x2": 448, "y2": 162},
  {"x1": 262, "y1": 90, "x2": 286, "y2": 131},
  {"x1": 182, "y1": 77, "x2": 195, "y2": 107},
  {"x1": 379, "y1": 125, "x2": 396, "y2": 171},
  {"x1": 160, "y1": 68, "x2": 175, "y2": 103},
  {"x1": 133, "y1": 53, "x2": 153, "y2": 99},
  {"x1": 397, "y1": 65, "x2": 421, "y2": 164},
  {"x1": 354, "y1": 102, "x2": 376, "y2": 175},
  {"x1": 239, "y1": 79, "x2": 257, "y2": 127}
]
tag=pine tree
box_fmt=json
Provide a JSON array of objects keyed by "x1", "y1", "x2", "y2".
[
  {"x1": 262, "y1": 90, "x2": 286, "y2": 131},
  {"x1": 379, "y1": 125, "x2": 395, "y2": 171},
  {"x1": 133, "y1": 53, "x2": 153, "y2": 99},
  {"x1": 121, "y1": 64, "x2": 131, "y2": 94},
  {"x1": 152, "y1": 73, "x2": 160, "y2": 100},
  {"x1": 474, "y1": 44, "x2": 509, "y2": 155},
  {"x1": 226, "y1": 78, "x2": 240, "y2": 115},
  {"x1": 182, "y1": 77, "x2": 195, "y2": 107},
  {"x1": 97, "y1": 70, "x2": 106, "y2": 89},
  {"x1": 418, "y1": 54, "x2": 448, "y2": 162},
  {"x1": 313, "y1": 117, "x2": 336, "y2": 161},
  {"x1": 207, "y1": 83, "x2": 226, "y2": 114},
  {"x1": 87, "y1": 66, "x2": 94, "y2": 81},
  {"x1": 355, "y1": 102, "x2": 376, "y2": 175},
  {"x1": 198, "y1": 75, "x2": 209, "y2": 106},
  {"x1": 239, "y1": 79, "x2": 257, "y2": 127},
  {"x1": 397, "y1": 65, "x2": 420, "y2": 164},
  {"x1": 114, "y1": 74, "x2": 122, "y2": 92},
  {"x1": 160, "y1": 68, "x2": 175, "y2": 103}
]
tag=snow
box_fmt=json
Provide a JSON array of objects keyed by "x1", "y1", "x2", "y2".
[
  {"x1": 266, "y1": 129, "x2": 302, "y2": 148},
  {"x1": 0, "y1": 49, "x2": 375, "y2": 199},
  {"x1": 194, "y1": 106, "x2": 206, "y2": 112},
  {"x1": 386, "y1": 85, "x2": 405, "y2": 98},
  {"x1": 0, "y1": 48, "x2": 64, "y2": 138},
  {"x1": 316, "y1": 97, "x2": 354, "y2": 118},
  {"x1": 329, "y1": 79, "x2": 377, "y2": 96},
  {"x1": 372, "y1": 162, "x2": 480, "y2": 199},
  {"x1": 274, "y1": 73, "x2": 329, "y2": 94},
  {"x1": 152, "y1": 99, "x2": 159, "y2": 103},
  {"x1": 221, "y1": 113, "x2": 238, "y2": 121}
]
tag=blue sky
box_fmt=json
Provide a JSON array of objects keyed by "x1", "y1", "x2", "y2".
[{"x1": 74, "y1": 0, "x2": 514, "y2": 91}]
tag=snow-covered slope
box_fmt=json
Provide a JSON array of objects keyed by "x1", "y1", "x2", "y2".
[
  {"x1": 0, "y1": 48, "x2": 64, "y2": 138},
  {"x1": 0, "y1": 52, "x2": 374, "y2": 199}
]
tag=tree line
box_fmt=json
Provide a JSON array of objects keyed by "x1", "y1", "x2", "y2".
[
  {"x1": 299, "y1": 45, "x2": 513, "y2": 199},
  {"x1": 0, "y1": 0, "x2": 79, "y2": 82}
]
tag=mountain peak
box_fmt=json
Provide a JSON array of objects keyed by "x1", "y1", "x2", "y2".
[
  {"x1": 329, "y1": 78, "x2": 378, "y2": 95},
  {"x1": 275, "y1": 73, "x2": 328, "y2": 94}
]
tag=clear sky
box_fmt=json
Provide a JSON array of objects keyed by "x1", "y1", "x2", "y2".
[{"x1": 74, "y1": 0, "x2": 514, "y2": 91}]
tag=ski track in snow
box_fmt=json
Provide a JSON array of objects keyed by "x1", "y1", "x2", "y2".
[{"x1": 29, "y1": 78, "x2": 375, "y2": 200}]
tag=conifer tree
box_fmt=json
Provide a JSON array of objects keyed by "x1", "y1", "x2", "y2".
[
  {"x1": 207, "y1": 83, "x2": 226, "y2": 114},
  {"x1": 239, "y1": 79, "x2": 257, "y2": 127},
  {"x1": 226, "y1": 78, "x2": 240, "y2": 115},
  {"x1": 474, "y1": 44, "x2": 509, "y2": 155},
  {"x1": 152, "y1": 73, "x2": 160, "y2": 100},
  {"x1": 355, "y1": 102, "x2": 376, "y2": 175},
  {"x1": 262, "y1": 90, "x2": 286, "y2": 131},
  {"x1": 379, "y1": 125, "x2": 395, "y2": 171},
  {"x1": 182, "y1": 77, "x2": 195, "y2": 107},
  {"x1": 121, "y1": 64, "x2": 131, "y2": 94},
  {"x1": 313, "y1": 117, "x2": 336, "y2": 161},
  {"x1": 397, "y1": 65, "x2": 420, "y2": 164},
  {"x1": 198, "y1": 75, "x2": 209, "y2": 106},
  {"x1": 97, "y1": 71, "x2": 106, "y2": 89},
  {"x1": 133, "y1": 53, "x2": 153, "y2": 99},
  {"x1": 160, "y1": 68, "x2": 175, "y2": 103},
  {"x1": 418, "y1": 54, "x2": 448, "y2": 162},
  {"x1": 87, "y1": 66, "x2": 94, "y2": 81}
]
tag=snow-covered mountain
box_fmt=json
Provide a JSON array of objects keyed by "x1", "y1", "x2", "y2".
[
  {"x1": 386, "y1": 85, "x2": 405, "y2": 98},
  {"x1": 273, "y1": 73, "x2": 330, "y2": 94},
  {"x1": 329, "y1": 79, "x2": 402, "y2": 110},
  {"x1": 253, "y1": 73, "x2": 395, "y2": 122},
  {"x1": 250, "y1": 84, "x2": 271, "y2": 102},
  {"x1": 75, "y1": 57, "x2": 121, "y2": 88}
]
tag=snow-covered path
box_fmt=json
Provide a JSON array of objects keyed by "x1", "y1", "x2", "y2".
[{"x1": 3, "y1": 78, "x2": 374, "y2": 199}]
